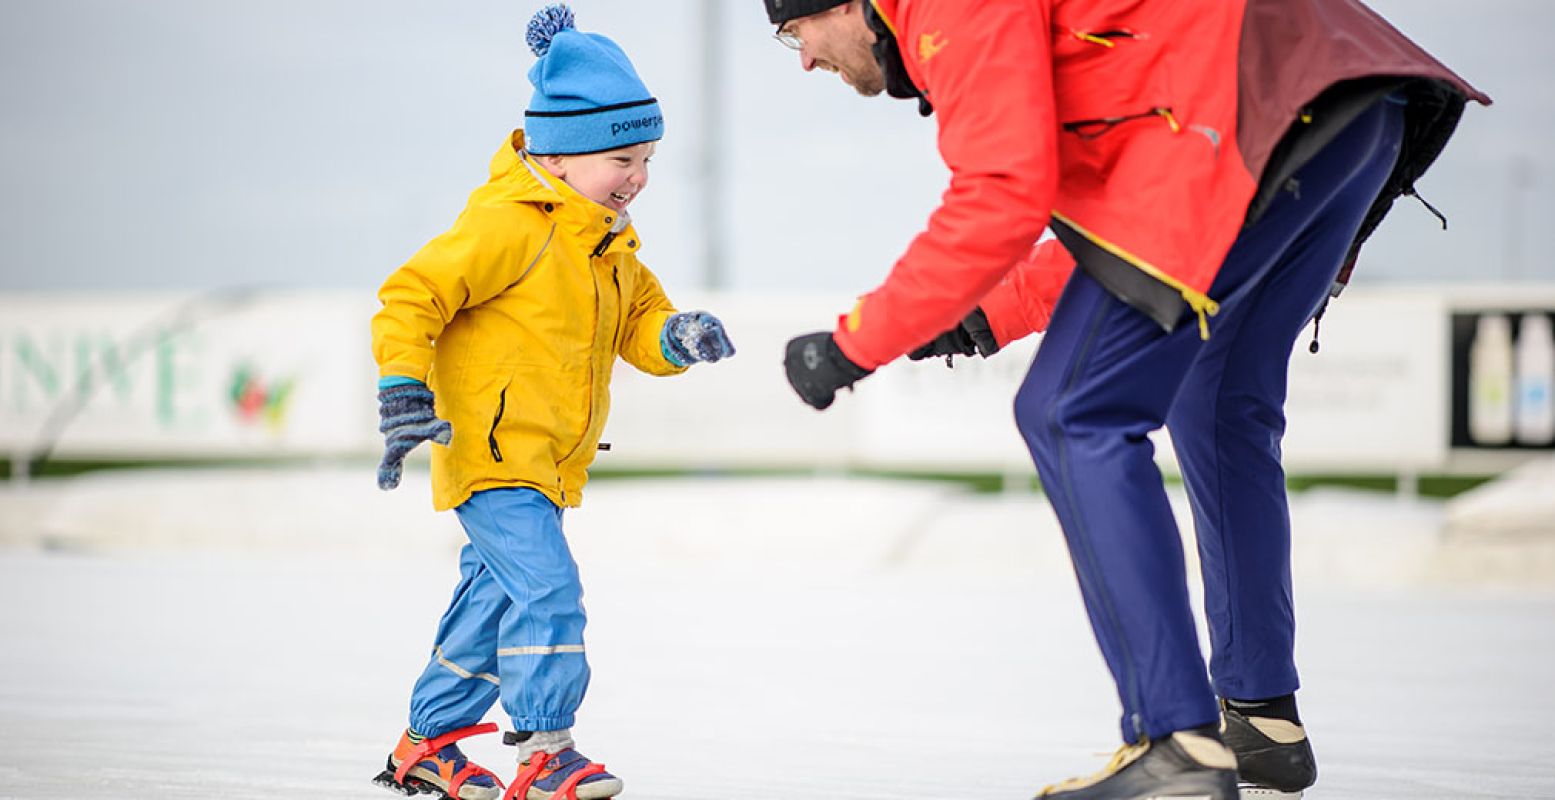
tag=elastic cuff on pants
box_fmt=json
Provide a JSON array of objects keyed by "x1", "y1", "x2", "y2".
[
  {"x1": 409, "y1": 718, "x2": 489, "y2": 740},
  {"x1": 511, "y1": 714, "x2": 576, "y2": 733}
]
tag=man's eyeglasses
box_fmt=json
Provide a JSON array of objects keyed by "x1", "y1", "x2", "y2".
[{"x1": 773, "y1": 22, "x2": 803, "y2": 50}]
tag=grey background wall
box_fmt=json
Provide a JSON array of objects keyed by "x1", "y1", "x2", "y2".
[{"x1": 0, "y1": 0, "x2": 1549, "y2": 295}]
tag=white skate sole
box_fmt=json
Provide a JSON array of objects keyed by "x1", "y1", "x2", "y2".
[{"x1": 1240, "y1": 786, "x2": 1302, "y2": 799}]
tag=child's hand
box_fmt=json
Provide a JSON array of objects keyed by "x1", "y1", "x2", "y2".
[
  {"x1": 376, "y1": 382, "x2": 453, "y2": 490},
  {"x1": 661, "y1": 311, "x2": 736, "y2": 366}
]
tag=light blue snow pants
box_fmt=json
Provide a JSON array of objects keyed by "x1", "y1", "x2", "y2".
[{"x1": 408, "y1": 487, "x2": 589, "y2": 735}]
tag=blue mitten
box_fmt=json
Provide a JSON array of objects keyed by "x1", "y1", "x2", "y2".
[
  {"x1": 661, "y1": 311, "x2": 736, "y2": 366},
  {"x1": 376, "y1": 380, "x2": 453, "y2": 490}
]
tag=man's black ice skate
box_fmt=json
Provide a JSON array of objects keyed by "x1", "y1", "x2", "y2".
[
  {"x1": 1034, "y1": 729, "x2": 1238, "y2": 799},
  {"x1": 1220, "y1": 706, "x2": 1316, "y2": 798}
]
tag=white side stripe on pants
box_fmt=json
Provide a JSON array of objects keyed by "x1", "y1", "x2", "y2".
[
  {"x1": 497, "y1": 645, "x2": 586, "y2": 656},
  {"x1": 434, "y1": 646, "x2": 501, "y2": 686}
]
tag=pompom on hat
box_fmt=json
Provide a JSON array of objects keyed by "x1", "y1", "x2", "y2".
[{"x1": 524, "y1": 4, "x2": 664, "y2": 156}]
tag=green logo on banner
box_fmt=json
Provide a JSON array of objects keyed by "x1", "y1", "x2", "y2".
[{"x1": 228, "y1": 363, "x2": 295, "y2": 430}]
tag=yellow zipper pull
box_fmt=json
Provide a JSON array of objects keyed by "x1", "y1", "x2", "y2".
[
  {"x1": 1157, "y1": 108, "x2": 1181, "y2": 133},
  {"x1": 1187, "y1": 293, "x2": 1220, "y2": 340},
  {"x1": 1072, "y1": 29, "x2": 1116, "y2": 47}
]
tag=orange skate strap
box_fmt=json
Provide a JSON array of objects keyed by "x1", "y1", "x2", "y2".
[
  {"x1": 501, "y1": 752, "x2": 606, "y2": 800},
  {"x1": 394, "y1": 722, "x2": 500, "y2": 785},
  {"x1": 554, "y1": 762, "x2": 606, "y2": 799},
  {"x1": 502, "y1": 750, "x2": 554, "y2": 800},
  {"x1": 447, "y1": 761, "x2": 506, "y2": 800}
]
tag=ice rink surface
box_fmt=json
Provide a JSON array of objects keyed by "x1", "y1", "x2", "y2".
[{"x1": 2, "y1": 470, "x2": 1553, "y2": 799}]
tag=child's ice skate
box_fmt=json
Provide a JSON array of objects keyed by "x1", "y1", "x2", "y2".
[
  {"x1": 374, "y1": 723, "x2": 505, "y2": 800},
  {"x1": 504, "y1": 744, "x2": 623, "y2": 800},
  {"x1": 1220, "y1": 706, "x2": 1317, "y2": 799},
  {"x1": 1033, "y1": 729, "x2": 1239, "y2": 799}
]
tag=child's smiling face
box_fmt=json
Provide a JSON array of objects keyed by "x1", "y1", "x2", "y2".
[{"x1": 536, "y1": 141, "x2": 655, "y2": 213}]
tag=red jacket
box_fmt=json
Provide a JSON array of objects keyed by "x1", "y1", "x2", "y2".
[{"x1": 833, "y1": 0, "x2": 1489, "y2": 370}]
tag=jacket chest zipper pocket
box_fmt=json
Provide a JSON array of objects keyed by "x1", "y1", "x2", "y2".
[
  {"x1": 1061, "y1": 107, "x2": 1180, "y2": 140},
  {"x1": 610, "y1": 266, "x2": 622, "y2": 351},
  {"x1": 487, "y1": 387, "x2": 506, "y2": 463},
  {"x1": 1067, "y1": 28, "x2": 1144, "y2": 47},
  {"x1": 1055, "y1": 25, "x2": 1174, "y2": 139}
]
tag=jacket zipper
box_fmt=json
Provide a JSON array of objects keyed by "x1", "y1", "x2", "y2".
[
  {"x1": 589, "y1": 265, "x2": 622, "y2": 456},
  {"x1": 555, "y1": 241, "x2": 611, "y2": 471},
  {"x1": 487, "y1": 387, "x2": 506, "y2": 462},
  {"x1": 1062, "y1": 107, "x2": 1180, "y2": 140},
  {"x1": 1068, "y1": 28, "x2": 1143, "y2": 47},
  {"x1": 555, "y1": 217, "x2": 629, "y2": 493}
]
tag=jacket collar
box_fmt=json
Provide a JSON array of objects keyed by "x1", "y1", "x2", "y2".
[
  {"x1": 869, "y1": 0, "x2": 900, "y2": 35},
  {"x1": 492, "y1": 130, "x2": 641, "y2": 257}
]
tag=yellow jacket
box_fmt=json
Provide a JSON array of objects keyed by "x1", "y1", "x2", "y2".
[{"x1": 372, "y1": 131, "x2": 686, "y2": 511}]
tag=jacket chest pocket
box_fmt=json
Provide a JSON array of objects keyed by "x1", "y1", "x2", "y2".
[
  {"x1": 487, "y1": 386, "x2": 508, "y2": 462},
  {"x1": 604, "y1": 261, "x2": 630, "y2": 352},
  {"x1": 1050, "y1": 23, "x2": 1175, "y2": 139}
]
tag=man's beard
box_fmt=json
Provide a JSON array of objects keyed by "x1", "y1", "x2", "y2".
[
  {"x1": 840, "y1": 56, "x2": 885, "y2": 97},
  {"x1": 847, "y1": 67, "x2": 884, "y2": 97}
]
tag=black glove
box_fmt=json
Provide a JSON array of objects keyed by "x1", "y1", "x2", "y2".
[
  {"x1": 376, "y1": 382, "x2": 453, "y2": 490},
  {"x1": 783, "y1": 332, "x2": 873, "y2": 410},
  {"x1": 907, "y1": 307, "x2": 1001, "y2": 362}
]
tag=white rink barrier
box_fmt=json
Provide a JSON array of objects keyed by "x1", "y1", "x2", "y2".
[{"x1": 1, "y1": 285, "x2": 1552, "y2": 477}]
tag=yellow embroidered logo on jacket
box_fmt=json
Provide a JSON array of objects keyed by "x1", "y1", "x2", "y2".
[
  {"x1": 846, "y1": 299, "x2": 865, "y2": 332},
  {"x1": 918, "y1": 31, "x2": 948, "y2": 62}
]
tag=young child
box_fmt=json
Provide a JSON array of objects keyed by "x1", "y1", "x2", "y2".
[{"x1": 368, "y1": 6, "x2": 735, "y2": 799}]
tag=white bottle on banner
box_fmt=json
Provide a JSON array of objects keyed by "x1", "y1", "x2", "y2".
[
  {"x1": 1514, "y1": 313, "x2": 1555, "y2": 445},
  {"x1": 1468, "y1": 313, "x2": 1514, "y2": 446}
]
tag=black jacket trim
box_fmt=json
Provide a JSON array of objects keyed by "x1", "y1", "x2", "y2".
[
  {"x1": 1247, "y1": 78, "x2": 1405, "y2": 227},
  {"x1": 1339, "y1": 78, "x2": 1467, "y2": 281},
  {"x1": 1050, "y1": 220, "x2": 1185, "y2": 333},
  {"x1": 1251, "y1": 77, "x2": 1469, "y2": 287}
]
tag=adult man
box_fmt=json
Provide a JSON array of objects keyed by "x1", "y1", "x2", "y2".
[{"x1": 770, "y1": 0, "x2": 1488, "y2": 797}]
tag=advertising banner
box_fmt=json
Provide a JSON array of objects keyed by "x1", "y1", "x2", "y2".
[
  {"x1": 0, "y1": 291, "x2": 376, "y2": 463},
  {"x1": 3, "y1": 286, "x2": 1552, "y2": 478},
  {"x1": 1451, "y1": 308, "x2": 1555, "y2": 451}
]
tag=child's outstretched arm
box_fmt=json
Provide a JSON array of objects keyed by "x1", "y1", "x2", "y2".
[{"x1": 616, "y1": 264, "x2": 734, "y2": 374}]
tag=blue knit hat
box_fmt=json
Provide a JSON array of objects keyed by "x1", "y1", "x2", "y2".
[{"x1": 523, "y1": 5, "x2": 664, "y2": 156}]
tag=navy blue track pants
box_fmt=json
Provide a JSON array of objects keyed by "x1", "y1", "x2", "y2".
[{"x1": 1015, "y1": 97, "x2": 1405, "y2": 742}]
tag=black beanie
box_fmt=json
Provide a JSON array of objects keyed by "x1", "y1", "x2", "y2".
[{"x1": 764, "y1": 0, "x2": 851, "y2": 24}]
